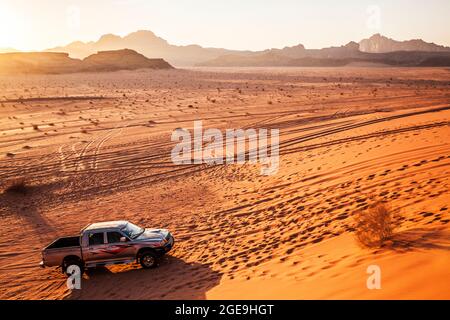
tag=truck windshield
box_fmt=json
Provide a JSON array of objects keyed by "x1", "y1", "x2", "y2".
[{"x1": 121, "y1": 222, "x2": 144, "y2": 239}]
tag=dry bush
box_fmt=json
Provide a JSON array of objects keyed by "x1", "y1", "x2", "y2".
[
  {"x1": 3, "y1": 178, "x2": 30, "y2": 195},
  {"x1": 354, "y1": 202, "x2": 397, "y2": 248}
]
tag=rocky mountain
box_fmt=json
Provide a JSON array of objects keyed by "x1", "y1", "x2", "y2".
[
  {"x1": 199, "y1": 41, "x2": 450, "y2": 68},
  {"x1": 47, "y1": 30, "x2": 243, "y2": 67},
  {"x1": 0, "y1": 49, "x2": 173, "y2": 74},
  {"x1": 47, "y1": 30, "x2": 450, "y2": 67},
  {"x1": 359, "y1": 34, "x2": 450, "y2": 53},
  {"x1": 198, "y1": 41, "x2": 368, "y2": 67}
]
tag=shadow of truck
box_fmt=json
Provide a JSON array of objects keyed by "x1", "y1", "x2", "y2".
[{"x1": 66, "y1": 255, "x2": 223, "y2": 300}]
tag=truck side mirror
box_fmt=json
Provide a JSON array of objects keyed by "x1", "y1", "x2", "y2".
[{"x1": 120, "y1": 237, "x2": 127, "y2": 242}]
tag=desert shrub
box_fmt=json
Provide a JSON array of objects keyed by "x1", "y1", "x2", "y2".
[
  {"x1": 354, "y1": 202, "x2": 396, "y2": 248},
  {"x1": 3, "y1": 178, "x2": 30, "y2": 195}
]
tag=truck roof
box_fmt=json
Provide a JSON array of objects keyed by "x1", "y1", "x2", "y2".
[{"x1": 83, "y1": 220, "x2": 128, "y2": 231}]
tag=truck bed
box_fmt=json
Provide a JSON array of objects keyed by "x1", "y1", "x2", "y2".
[
  {"x1": 41, "y1": 236, "x2": 82, "y2": 267},
  {"x1": 46, "y1": 236, "x2": 80, "y2": 249}
]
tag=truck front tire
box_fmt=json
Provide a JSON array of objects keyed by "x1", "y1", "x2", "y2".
[{"x1": 139, "y1": 251, "x2": 158, "y2": 269}]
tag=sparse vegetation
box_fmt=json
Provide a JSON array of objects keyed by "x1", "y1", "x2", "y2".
[
  {"x1": 3, "y1": 178, "x2": 30, "y2": 195},
  {"x1": 354, "y1": 202, "x2": 397, "y2": 248}
]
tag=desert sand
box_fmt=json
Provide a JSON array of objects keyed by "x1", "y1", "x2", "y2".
[{"x1": 0, "y1": 67, "x2": 449, "y2": 300}]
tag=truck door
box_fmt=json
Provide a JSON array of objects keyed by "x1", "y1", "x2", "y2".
[
  {"x1": 84, "y1": 232, "x2": 109, "y2": 265},
  {"x1": 104, "y1": 231, "x2": 135, "y2": 261}
]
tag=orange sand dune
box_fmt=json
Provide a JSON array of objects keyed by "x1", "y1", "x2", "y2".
[{"x1": 0, "y1": 67, "x2": 448, "y2": 300}]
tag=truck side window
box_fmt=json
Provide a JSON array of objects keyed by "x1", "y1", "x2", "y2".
[
  {"x1": 89, "y1": 232, "x2": 104, "y2": 246},
  {"x1": 107, "y1": 232, "x2": 124, "y2": 244}
]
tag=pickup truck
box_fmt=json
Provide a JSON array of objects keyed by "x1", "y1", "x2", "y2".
[{"x1": 40, "y1": 221, "x2": 174, "y2": 275}]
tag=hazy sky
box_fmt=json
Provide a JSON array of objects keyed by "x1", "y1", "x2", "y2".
[{"x1": 1, "y1": 0, "x2": 449, "y2": 51}]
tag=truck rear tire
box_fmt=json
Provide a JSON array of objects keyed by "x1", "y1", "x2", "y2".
[
  {"x1": 62, "y1": 258, "x2": 84, "y2": 277},
  {"x1": 140, "y1": 251, "x2": 158, "y2": 269}
]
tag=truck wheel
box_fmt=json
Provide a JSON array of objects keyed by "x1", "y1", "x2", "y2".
[
  {"x1": 140, "y1": 252, "x2": 158, "y2": 269},
  {"x1": 62, "y1": 259, "x2": 84, "y2": 277}
]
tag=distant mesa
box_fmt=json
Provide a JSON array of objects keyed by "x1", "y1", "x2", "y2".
[
  {"x1": 0, "y1": 52, "x2": 82, "y2": 74},
  {"x1": 0, "y1": 49, "x2": 174, "y2": 75},
  {"x1": 82, "y1": 49, "x2": 173, "y2": 72}
]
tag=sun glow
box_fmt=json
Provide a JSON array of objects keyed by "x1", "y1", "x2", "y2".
[{"x1": 0, "y1": 4, "x2": 24, "y2": 49}]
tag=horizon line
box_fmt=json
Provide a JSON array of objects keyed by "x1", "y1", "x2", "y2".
[{"x1": 3, "y1": 30, "x2": 450, "y2": 54}]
